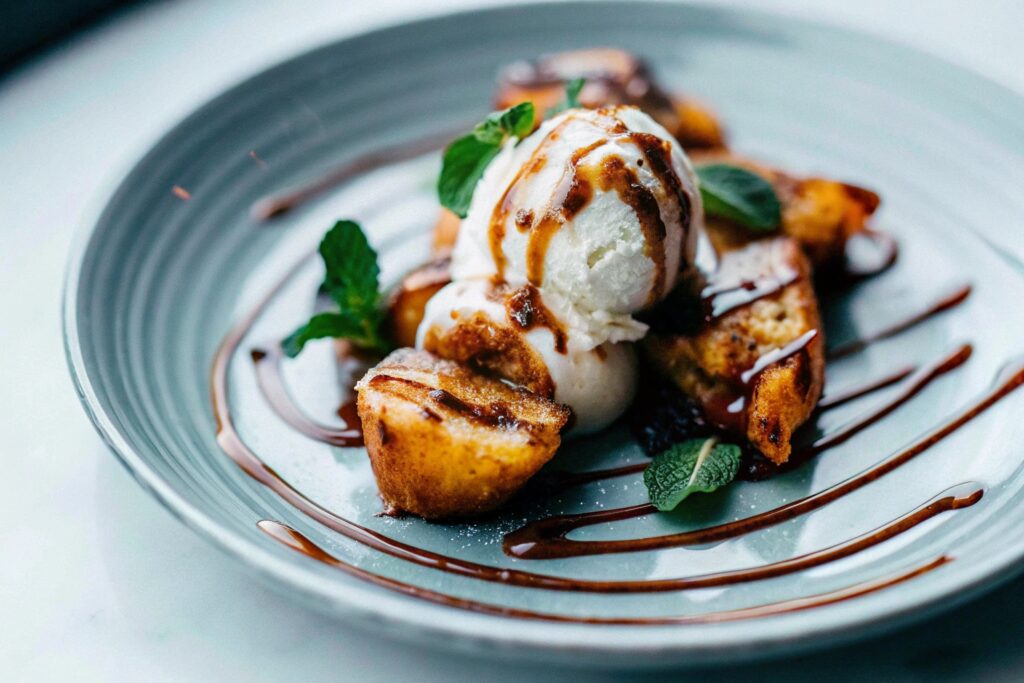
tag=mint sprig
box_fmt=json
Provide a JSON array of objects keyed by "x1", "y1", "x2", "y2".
[
  {"x1": 545, "y1": 77, "x2": 586, "y2": 118},
  {"x1": 696, "y1": 163, "x2": 782, "y2": 232},
  {"x1": 438, "y1": 101, "x2": 536, "y2": 218},
  {"x1": 643, "y1": 437, "x2": 741, "y2": 511},
  {"x1": 282, "y1": 220, "x2": 390, "y2": 357}
]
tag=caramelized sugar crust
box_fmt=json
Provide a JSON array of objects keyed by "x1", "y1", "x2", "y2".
[
  {"x1": 643, "y1": 238, "x2": 825, "y2": 464},
  {"x1": 691, "y1": 150, "x2": 880, "y2": 266},
  {"x1": 421, "y1": 309, "x2": 557, "y2": 399},
  {"x1": 494, "y1": 48, "x2": 727, "y2": 150},
  {"x1": 386, "y1": 257, "x2": 452, "y2": 348},
  {"x1": 356, "y1": 349, "x2": 570, "y2": 519}
]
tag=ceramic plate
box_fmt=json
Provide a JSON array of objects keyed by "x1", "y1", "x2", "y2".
[{"x1": 64, "y1": 1, "x2": 1024, "y2": 667}]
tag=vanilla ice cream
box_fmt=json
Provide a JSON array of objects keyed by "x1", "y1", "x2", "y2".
[
  {"x1": 451, "y1": 106, "x2": 703, "y2": 346},
  {"x1": 416, "y1": 279, "x2": 638, "y2": 434},
  {"x1": 420, "y1": 105, "x2": 703, "y2": 434}
]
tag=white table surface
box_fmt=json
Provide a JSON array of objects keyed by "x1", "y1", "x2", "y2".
[{"x1": 4, "y1": 0, "x2": 1024, "y2": 680}]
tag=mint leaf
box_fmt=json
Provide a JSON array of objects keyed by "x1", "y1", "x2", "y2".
[
  {"x1": 474, "y1": 101, "x2": 535, "y2": 144},
  {"x1": 643, "y1": 437, "x2": 741, "y2": 511},
  {"x1": 564, "y1": 78, "x2": 585, "y2": 108},
  {"x1": 437, "y1": 135, "x2": 503, "y2": 218},
  {"x1": 282, "y1": 220, "x2": 390, "y2": 357},
  {"x1": 283, "y1": 311, "x2": 376, "y2": 357},
  {"x1": 546, "y1": 78, "x2": 586, "y2": 118},
  {"x1": 319, "y1": 219, "x2": 381, "y2": 313},
  {"x1": 438, "y1": 102, "x2": 536, "y2": 218},
  {"x1": 696, "y1": 163, "x2": 781, "y2": 231}
]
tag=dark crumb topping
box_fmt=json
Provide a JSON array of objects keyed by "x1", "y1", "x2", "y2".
[
  {"x1": 629, "y1": 377, "x2": 714, "y2": 455},
  {"x1": 629, "y1": 375, "x2": 782, "y2": 480}
]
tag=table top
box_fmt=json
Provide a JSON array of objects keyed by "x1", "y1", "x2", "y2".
[{"x1": 4, "y1": 1, "x2": 1023, "y2": 679}]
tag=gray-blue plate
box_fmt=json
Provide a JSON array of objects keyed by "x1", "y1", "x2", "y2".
[{"x1": 64, "y1": 1, "x2": 1024, "y2": 668}]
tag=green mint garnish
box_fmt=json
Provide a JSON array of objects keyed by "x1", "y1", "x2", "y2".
[
  {"x1": 282, "y1": 220, "x2": 390, "y2": 357},
  {"x1": 643, "y1": 437, "x2": 741, "y2": 511},
  {"x1": 696, "y1": 163, "x2": 782, "y2": 232},
  {"x1": 438, "y1": 101, "x2": 536, "y2": 218},
  {"x1": 545, "y1": 77, "x2": 586, "y2": 118}
]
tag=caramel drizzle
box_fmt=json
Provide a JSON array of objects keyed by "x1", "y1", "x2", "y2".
[
  {"x1": 596, "y1": 155, "x2": 668, "y2": 306},
  {"x1": 505, "y1": 284, "x2": 569, "y2": 353},
  {"x1": 627, "y1": 130, "x2": 692, "y2": 290},
  {"x1": 488, "y1": 120, "x2": 568, "y2": 280},
  {"x1": 523, "y1": 138, "x2": 603, "y2": 285},
  {"x1": 492, "y1": 109, "x2": 691, "y2": 304}
]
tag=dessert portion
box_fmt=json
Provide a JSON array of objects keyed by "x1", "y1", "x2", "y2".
[
  {"x1": 356, "y1": 348, "x2": 570, "y2": 519},
  {"x1": 386, "y1": 256, "x2": 451, "y2": 348},
  {"x1": 643, "y1": 237, "x2": 824, "y2": 464},
  {"x1": 691, "y1": 150, "x2": 880, "y2": 266},
  {"x1": 418, "y1": 279, "x2": 639, "y2": 435},
  {"x1": 495, "y1": 48, "x2": 727, "y2": 150},
  {"x1": 419, "y1": 105, "x2": 705, "y2": 434},
  {"x1": 282, "y1": 48, "x2": 886, "y2": 520}
]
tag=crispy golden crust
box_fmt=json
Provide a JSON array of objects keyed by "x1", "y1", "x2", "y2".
[
  {"x1": 432, "y1": 208, "x2": 461, "y2": 255},
  {"x1": 493, "y1": 48, "x2": 727, "y2": 150},
  {"x1": 690, "y1": 150, "x2": 880, "y2": 266},
  {"x1": 642, "y1": 238, "x2": 824, "y2": 464},
  {"x1": 672, "y1": 98, "x2": 727, "y2": 151},
  {"x1": 421, "y1": 310, "x2": 556, "y2": 399},
  {"x1": 386, "y1": 257, "x2": 451, "y2": 348},
  {"x1": 356, "y1": 349, "x2": 570, "y2": 519}
]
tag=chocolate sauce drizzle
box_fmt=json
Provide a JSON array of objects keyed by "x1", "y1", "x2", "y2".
[
  {"x1": 213, "y1": 251, "x2": 1013, "y2": 602},
  {"x1": 250, "y1": 126, "x2": 466, "y2": 221},
  {"x1": 701, "y1": 238, "x2": 801, "y2": 320},
  {"x1": 702, "y1": 329, "x2": 820, "y2": 434},
  {"x1": 828, "y1": 284, "x2": 972, "y2": 360},
  {"x1": 504, "y1": 353, "x2": 1022, "y2": 560},
  {"x1": 542, "y1": 355, "x2": 939, "y2": 492},
  {"x1": 212, "y1": 133, "x2": 1008, "y2": 622},
  {"x1": 258, "y1": 518, "x2": 952, "y2": 623},
  {"x1": 489, "y1": 109, "x2": 691, "y2": 302},
  {"x1": 251, "y1": 346, "x2": 363, "y2": 447},
  {"x1": 817, "y1": 364, "x2": 915, "y2": 410},
  {"x1": 505, "y1": 284, "x2": 569, "y2": 354}
]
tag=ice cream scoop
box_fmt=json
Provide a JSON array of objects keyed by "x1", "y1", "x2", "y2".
[
  {"x1": 417, "y1": 279, "x2": 638, "y2": 434},
  {"x1": 451, "y1": 105, "x2": 703, "y2": 346},
  {"x1": 419, "y1": 105, "x2": 703, "y2": 434}
]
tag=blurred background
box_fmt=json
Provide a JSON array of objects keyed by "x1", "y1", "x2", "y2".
[
  {"x1": 3, "y1": 1, "x2": 1023, "y2": 681},
  {"x1": 0, "y1": 1, "x2": 129, "y2": 69}
]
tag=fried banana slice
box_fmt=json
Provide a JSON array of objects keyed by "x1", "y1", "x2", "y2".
[
  {"x1": 386, "y1": 257, "x2": 451, "y2": 348},
  {"x1": 495, "y1": 48, "x2": 727, "y2": 150},
  {"x1": 643, "y1": 237, "x2": 824, "y2": 464},
  {"x1": 356, "y1": 348, "x2": 571, "y2": 519},
  {"x1": 691, "y1": 150, "x2": 880, "y2": 266}
]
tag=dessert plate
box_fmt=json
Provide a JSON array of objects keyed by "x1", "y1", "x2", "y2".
[{"x1": 64, "y1": 1, "x2": 1024, "y2": 667}]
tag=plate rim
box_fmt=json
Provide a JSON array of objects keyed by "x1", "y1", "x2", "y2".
[{"x1": 62, "y1": 0, "x2": 1024, "y2": 665}]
